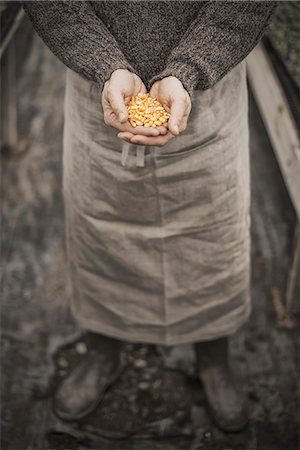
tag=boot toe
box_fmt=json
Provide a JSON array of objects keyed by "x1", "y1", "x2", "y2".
[
  {"x1": 53, "y1": 384, "x2": 96, "y2": 421},
  {"x1": 52, "y1": 350, "x2": 124, "y2": 421},
  {"x1": 212, "y1": 406, "x2": 249, "y2": 432}
]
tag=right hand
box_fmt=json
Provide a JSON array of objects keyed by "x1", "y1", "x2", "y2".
[{"x1": 101, "y1": 69, "x2": 167, "y2": 138}]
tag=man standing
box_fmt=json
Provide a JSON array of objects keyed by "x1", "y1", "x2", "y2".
[{"x1": 24, "y1": 0, "x2": 277, "y2": 432}]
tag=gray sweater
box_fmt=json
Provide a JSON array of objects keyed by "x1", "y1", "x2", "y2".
[{"x1": 23, "y1": 1, "x2": 277, "y2": 95}]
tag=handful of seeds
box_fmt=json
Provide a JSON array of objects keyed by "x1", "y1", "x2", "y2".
[{"x1": 127, "y1": 92, "x2": 170, "y2": 128}]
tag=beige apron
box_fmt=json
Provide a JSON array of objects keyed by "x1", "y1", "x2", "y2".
[{"x1": 63, "y1": 60, "x2": 251, "y2": 345}]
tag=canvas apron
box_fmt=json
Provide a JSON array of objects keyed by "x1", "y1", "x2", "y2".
[{"x1": 62, "y1": 60, "x2": 251, "y2": 346}]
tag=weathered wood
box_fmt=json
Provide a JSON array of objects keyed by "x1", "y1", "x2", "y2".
[
  {"x1": 0, "y1": 8, "x2": 27, "y2": 154},
  {"x1": 1, "y1": 40, "x2": 18, "y2": 151},
  {"x1": 246, "y1": 43, "x2": 300, "y2": 222},
  {"x1": 286, "y1": 223, "x2": 300, "y2": 314},
  {"x1": 0, "y1": 8, "x2": 25, "y2": 59}
]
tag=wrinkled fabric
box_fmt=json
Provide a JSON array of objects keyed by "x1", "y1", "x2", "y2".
[{"x1": 63, "y1": 60, "x2": 251, "y2": 346}]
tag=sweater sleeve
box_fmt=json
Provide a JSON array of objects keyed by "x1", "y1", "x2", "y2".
[
  {"x1": 148, "y1": 1, "x2": 277, "y2": 95},
  {"x1": 23, "y1": 1, "x2": 137, "y2": 86}
]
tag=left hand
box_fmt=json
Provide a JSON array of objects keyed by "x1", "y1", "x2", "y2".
[{"x1": 117, "y1": 76, "x2": 192, "y2": 147}]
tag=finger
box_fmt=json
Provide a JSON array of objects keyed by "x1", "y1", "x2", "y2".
[
  {"x1": 124, "y1": 123, "x2": 160, "y2": 136},
  {"x1": 178, "y1": 110, "x2": 190, "y2": 133},
  {"x1": 102, "y1": 89, "x2": 112, "y2": 118},
  {"x1": 107, "y1": 116, "x2": 160, "y2": 136},
  {"x1": 130, "y1": 131, "x2": 175, "y2": 147},
  {"x1": 156, "y1": 125, "x2": 168, "y2": 135},
  {"x1": 118, "y1": 122, "x2": 166, "y2": 136},
  {"x1": 135, "y1": 80, "x2": 147, "y2": 96},
  {"x1": 117, "y1": 129, "x2": 168, "y2": 140},
  {"x1": 149, "y1": 82, "x2": 159, "y2": 99},
  {"x1": 104, "y1": 103, "x2": 168, "y2": 136},
  {"x1": 168, "y1": 96, "x2": 187, "y2": 136},
  {"x1": 161, "y1": 122, "x2": 169, "y2": 134},
  {"x1": 179, "y1": 117, "x2": 188, "y2": 133},
  {"x1": 117, "y1": 131, "x2": 134, "y2": 142},
  {"x1": 107, "y1": 89, "x2": 128, "y2": 123}
]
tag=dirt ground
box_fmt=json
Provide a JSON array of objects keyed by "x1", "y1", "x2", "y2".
[{"x1": 1, "y1": 23, "x2": 299, "y2": 450}]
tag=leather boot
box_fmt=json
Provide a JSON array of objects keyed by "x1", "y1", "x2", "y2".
[
  {"x1": 53, "y1": 332, "x2": 125, "y2": 421},
  {"x1": 194, "y1": 337, "x2": 248, "y2": 432}
]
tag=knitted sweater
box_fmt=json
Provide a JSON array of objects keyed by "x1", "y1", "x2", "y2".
[{"x1": 23, "y1": 1, "x2": 277, "y2": 95}]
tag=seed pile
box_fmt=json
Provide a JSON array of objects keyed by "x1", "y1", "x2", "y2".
[{"x1": 127, "y1": 93, "x2": 170, "y2": 128}]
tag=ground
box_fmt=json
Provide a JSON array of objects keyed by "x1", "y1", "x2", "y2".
[{"x1": 1, "y1": 24, "x2": 299, "y2": 450}]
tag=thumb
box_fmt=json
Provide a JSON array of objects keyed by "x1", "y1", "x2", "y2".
[
  {"x1": 168, "y1": 96, "x2": 186, "y2": 136},
  {"x1": 108, "y1": 90, "x2": 128, "y2": 123}
]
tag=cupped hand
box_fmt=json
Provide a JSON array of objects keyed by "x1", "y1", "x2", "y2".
[
  {"x1": 117, "y1": 76, "x2": 191, "y2": 147},
  {"x1": 102, "y1": 69, "x2": 167, "y2": 138}
]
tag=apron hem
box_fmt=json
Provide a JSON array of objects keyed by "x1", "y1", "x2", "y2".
[{"x1": 71, "y1": 302, "x2": 251, "y2": 347}]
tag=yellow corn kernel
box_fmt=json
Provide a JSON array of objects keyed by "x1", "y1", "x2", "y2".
[{"x1": 126, "y1": 93, "x2": 170, "y2": 128}]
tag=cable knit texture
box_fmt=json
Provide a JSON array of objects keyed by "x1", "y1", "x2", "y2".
[{"x1": 23, "y1": 1, "x2": 277, "y2": 96}]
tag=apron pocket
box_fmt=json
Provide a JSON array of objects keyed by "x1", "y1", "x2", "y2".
[
  {"x1": 157, "y1": 131, "x2": 220, "y2": 159},
  {"x1": 116, "y1": 155, "x2": 160, "y2": 224},
  {"x1": 89, "y1": 143, "x2": 122, "y2": 220},
  {"x1": 63, "y1": 128, "x2": 93, "y2": 215},
  {"x1": 155, "y1": 104, "x2": 218, "y2": 159},
  {"x1": 89, "y1": 142, "x2": 159, "y2": 224}
]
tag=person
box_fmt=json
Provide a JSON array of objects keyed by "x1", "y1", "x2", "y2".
[{"x1": 23, "y1": 0, "x2": 277, "y2": 432}]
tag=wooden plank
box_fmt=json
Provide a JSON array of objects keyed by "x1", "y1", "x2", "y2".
[
  {"x1": 246, "y1": 43, "x2": 300, "y2": 222},
  {"x1": 0, "y1": 8, "x2": 25, "y2": 60},
  {"x1": 286, "y1": 223, "x2": 300, "y2": 314},
  {"x1": 1, "y1": 41, "x2": 18, "y2": 151}
]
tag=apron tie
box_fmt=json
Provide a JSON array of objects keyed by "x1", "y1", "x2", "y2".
[
  {"x1": 121, "y1": 143, "x2": 146, "y2": 168},
  {"x1": 121, "y1": 142, "x2": 130, "y2": 167},
  {"x1": 136, "y1": 146, "x2": 146, "y2": 167}
]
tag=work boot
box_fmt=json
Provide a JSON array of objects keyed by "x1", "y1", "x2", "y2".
[
  {"x1": 194, "y1": 337, "x2": 248, "y2": 432},
  {"x1": 53, "y1": 332, "x2": 125, "y2": 421}
]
